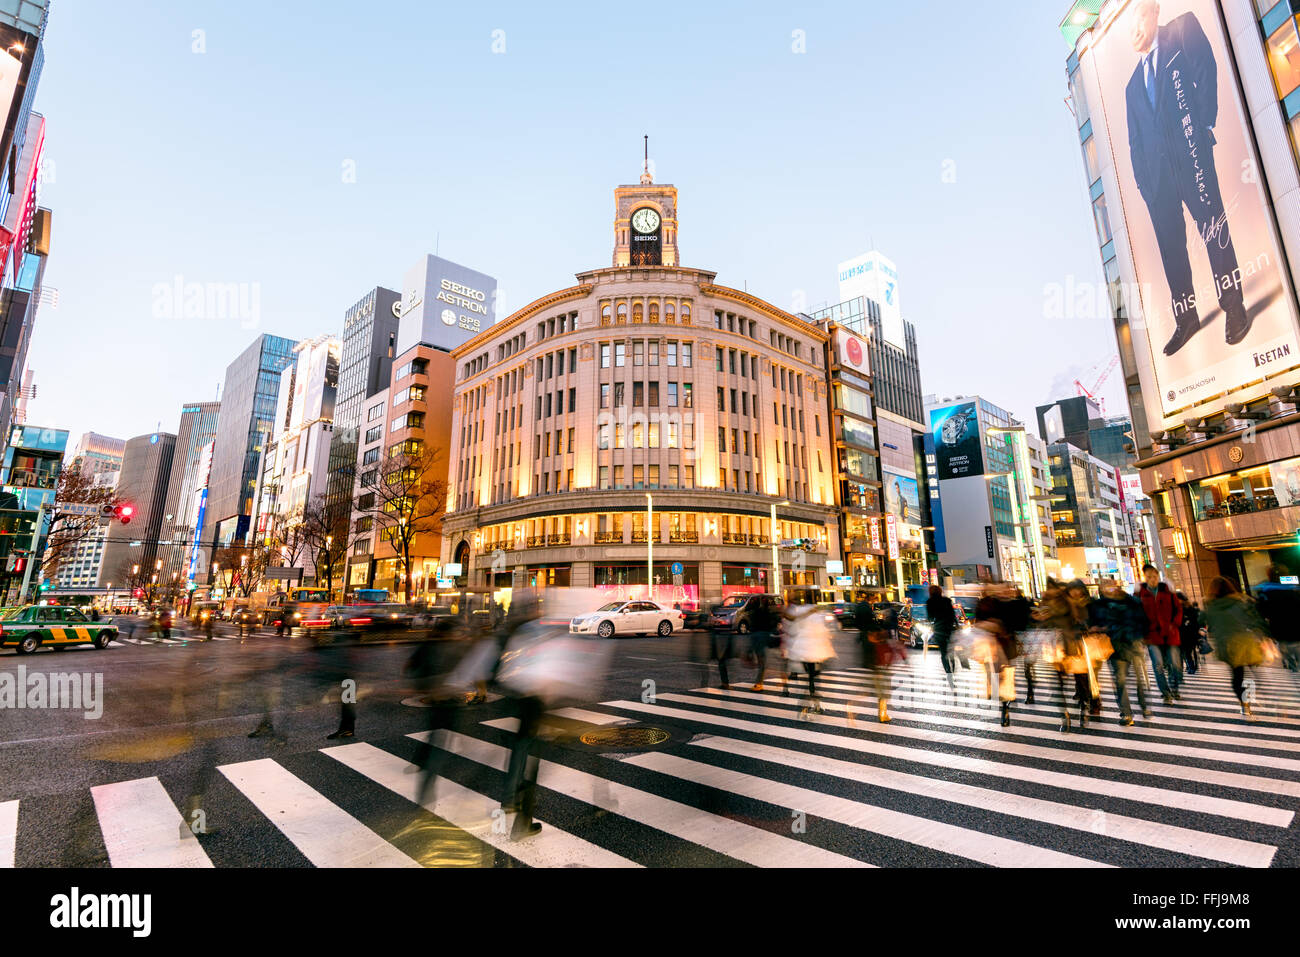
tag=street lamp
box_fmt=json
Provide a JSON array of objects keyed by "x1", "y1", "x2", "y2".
[
  {"x1": 646, "y1": 493, "x2": 654, "y2": 602},
  {"x1": 771, "y1": 499, "x2": 790, "y2": 597}
]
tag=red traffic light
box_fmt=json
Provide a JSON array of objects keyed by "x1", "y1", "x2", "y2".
[{"x1": 113, "y1": 504, "x2": 134, "y2": 525}]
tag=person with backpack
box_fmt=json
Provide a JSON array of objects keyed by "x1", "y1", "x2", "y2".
[{"x1": 925, "y1": 585, "x2": 958, "y2": 693}]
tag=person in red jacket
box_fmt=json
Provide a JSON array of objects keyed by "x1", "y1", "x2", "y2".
[{"x1": 1138, "y1": 563, "x2": 1183, "y2": 703}]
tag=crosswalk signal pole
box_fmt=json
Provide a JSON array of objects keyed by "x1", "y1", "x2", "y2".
[{"x1": 18, "y1": 503, "x2": 44, "y2": 604}]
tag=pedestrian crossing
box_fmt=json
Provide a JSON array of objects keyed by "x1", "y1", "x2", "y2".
[
  {"x1": 3, "y1": 655, "x2": 1298, "y2": 868},
  {"x1": 0, "y1": 631, "x2": 241, "y2": 655}
]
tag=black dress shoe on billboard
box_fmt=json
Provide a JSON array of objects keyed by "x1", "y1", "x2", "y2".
[
  {"x1": 1163, "y1": 320, "x2": 1199, "y2": 356},
  {"x1": 1224, "y1": 300, "x2": 1252, "y2": 345}
]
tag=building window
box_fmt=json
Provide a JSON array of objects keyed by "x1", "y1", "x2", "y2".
[
  {"x1": 1268, "y1": 17, "x2": 1300, "y2": 99},
  {"x1": 683, "y1": 383, "x2": 693, "y2": 408},
  {"x1": 667, "y1": 342, "x2": 677, "y2": 366},
  {"x1": 601, "y1": 304, "x2": 611, "y2": 326},
  {"x1": 668, "y1": 382, "x2": 678, "y2": 407},
  {"x1": 682, "y1": 343, "x2": 692, "y2": 367},
  {"x1": 615, "y1": 343, "x2": 626, "y2": 367},
  {"x1": 600, "y1": 344, "x2": 611, "y2": 368},
  {"x1": 634, "y1": 341, "x2": 644, "y2": 366},
  {"x1": 600, "y1": 466, "x2": 610, "y2": 489}
]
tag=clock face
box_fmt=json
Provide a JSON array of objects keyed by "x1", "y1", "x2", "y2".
[{"x1": 631, "y1": 208, "x2": 660, "y2": 234}]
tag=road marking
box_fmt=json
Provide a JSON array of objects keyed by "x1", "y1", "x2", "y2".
[
  {"x1": 688, "y1": 736, "x2": 1277, "y2": 868},
  {"x1": 813, "y1": 672, "x2": 1300, "y2": 747},
  {"x1": 325, "y1": 741, "x2": 640, "y2": 868},
  {"x1": 408, "y1": 730, "x2": 866, "y2": 867},
  {"x1": 601, "y1": 699, "x2": 1292, "y2": 827},
  {"x1": 626, "y1": 749, "x2": 1108, "y2": 868},
  {"x1": 0, "y1": 800, "x2": 16, "y2": 868},
  {"x1": 219, "y1": 758, "x2": 418, "y2": 868},
  {"x1": 660, "y1": 691, "x2": 1300, "y2": 799},
  {"x1": 89, "y1": 777, "x2": 213, "y2": 868}
]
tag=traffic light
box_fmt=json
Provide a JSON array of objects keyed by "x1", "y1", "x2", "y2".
[
  {"x1": 133, "y1": 588, "x2": 144, "y2": 599},
  {"x1": 112, "y1": 504, "x2": 134, "y2": 525},
  {"x1": 5, "y1": 554, "x2": 24, "y2": 573}
]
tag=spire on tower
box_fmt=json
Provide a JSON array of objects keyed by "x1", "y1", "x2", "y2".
[{"x1": 640, "y1": 135, "x2": 653, "y2": 185}]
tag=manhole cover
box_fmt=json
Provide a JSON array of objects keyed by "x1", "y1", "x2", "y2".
[{"x1": 579, "y1": 727, "x2": 670, "y2": 748}]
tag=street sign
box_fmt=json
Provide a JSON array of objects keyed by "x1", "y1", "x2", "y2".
[
  {"x1": 671, "y1": 561, "x2": 684, "y2": 577},
  {"x1": 834, "y1": 575, "x2": 853, "y2": 587},
  {"x1": 266, "y1": 567, "x2": 303, "y2": 581},
  {"x1": 59, "y1": 503, "x2": 102, "y2": 517},
  {"x1": 826, "y1": 560, "x2": 844, "y2": 575}
]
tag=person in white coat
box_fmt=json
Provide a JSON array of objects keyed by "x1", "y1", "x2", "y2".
[{"x1": 782, "y1": 603, "x2": 836, "y2": 719}]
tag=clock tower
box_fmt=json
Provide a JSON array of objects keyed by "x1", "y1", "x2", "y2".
[{"x1": 613, "y1": 149, "x2": 678, "y2": 267}]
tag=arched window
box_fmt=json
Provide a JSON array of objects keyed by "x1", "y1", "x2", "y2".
[
  {"x1": 601, "y1": 304, "x2": 611, "y2": 326},
  {"x1": 681, "y1": 304, "x2": 692, "y2": 325},
  {"x1": 616, "y1": 303, "x2": 627, "y2": 324},
  {"x1": 665, "y1": 302, "x2": 675, "y2": 324},
  {"x1": 633, "y1": 302, "x2": 644, "y2": 323},
  {"x1": 649, "y1": 302, "x2": 659, "y2": 324}
]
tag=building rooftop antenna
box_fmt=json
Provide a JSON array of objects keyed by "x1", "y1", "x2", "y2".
[{"x1": 640, "y1": 135, "x2": 653, "y2": 185}]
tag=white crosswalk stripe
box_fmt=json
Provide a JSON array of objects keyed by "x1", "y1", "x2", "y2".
[
  {"x1": 219, "y1": 758, "x2": 420, "y2": 868},
  {"x1": 90, "y1": 777, "x2": 213, "y2": 868},
  {"x1": 0, "y1": 800, "x2": 16, "y2": 868},
  {"x1": 5, "y1": 656, "x2": 1298, "y2": 867}
]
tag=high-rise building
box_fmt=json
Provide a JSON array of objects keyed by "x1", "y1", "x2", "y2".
[
  {"x1": 69, "y1": 432, "x2": 126, "y2": 480},
  {"x1": 1045, "y1": 441, "x2": 1133, "y2": 584},
  {"x1": 99, "y1": 432, "x2": 176, "y2": 591},
  {"x1": 158, "y1": 402, "x2": 219, "y2": 581},
  {"x1": 252, "y1": 336, "x2": 339, "y2": 582},
  {"x1": 201, "y1": 334, "x2": 297, "y2": 569},
  {"x1": 325, "y1": 287, "x2": 399, "y2": 528},
  {"x1": 1061, "y1": 0, "x2": 1300, "y2": 597},
  {"x1": 0, "y1": 3, "x2": 51, "y2": 446},
  {"x1": 808, "y1": 319, "x2": 887, "y2": 598},
  {"x1": 50, "y1": 432, "x2": 126, "y2": 592}
]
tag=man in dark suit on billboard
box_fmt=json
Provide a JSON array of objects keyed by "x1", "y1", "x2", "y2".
[{"x1": 1125, "y1": 0, "x2": 1250, "y2": 356}]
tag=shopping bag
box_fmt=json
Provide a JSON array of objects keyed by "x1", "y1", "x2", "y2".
[{"x1": 998, "y1": 666, "x2": 1016, "y2": 702}]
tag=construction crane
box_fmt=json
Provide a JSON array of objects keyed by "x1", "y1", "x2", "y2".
[{"x1": 1074, "y1": 356, "x2": 1120, "y2": 415}]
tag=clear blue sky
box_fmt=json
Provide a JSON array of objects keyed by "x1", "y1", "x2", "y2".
[{"x1": 24, "y1": 0, "x2": 1122, "y2": 444}]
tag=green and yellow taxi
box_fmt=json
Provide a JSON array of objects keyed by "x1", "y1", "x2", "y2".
[{"x1": 0, "y1": 605, "x2": 119, "y2": 654}]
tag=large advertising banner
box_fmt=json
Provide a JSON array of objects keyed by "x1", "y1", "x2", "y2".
[
  {"x1": 1086, "y1": 0, "x2": 1300, "y2": 418},
  {"x1": 833, "y1": 328, "x2": 871, "y2": 377},
  {"x1": 931, "y1": 402, "x2": 984, "y2": 480},
  {"x1": 837, "y1": 251, "x2": 904, "y2": 349},
  {"x1": 882, "y1": 464, "x2": 921, "y2": 524}
]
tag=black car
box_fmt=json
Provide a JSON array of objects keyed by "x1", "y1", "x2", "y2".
[
  {"x1": 709, "y1": 593, "x2": 784, "y2": 634},
  {"x1": 822, "y1": 602, "x2": 859, "y2": 629}
]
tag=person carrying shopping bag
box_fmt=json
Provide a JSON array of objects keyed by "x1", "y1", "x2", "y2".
[
  {"x1": 1203, "y1": 577, "x2": 1271, "y2": 719},
  {"x1": 1089, "y1": 578, "x2": 1151, "y2": 726}
]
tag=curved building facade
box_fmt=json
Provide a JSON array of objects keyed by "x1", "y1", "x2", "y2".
[{"x1": 440, "y1": 174, "x2": 840, "y2": 607}]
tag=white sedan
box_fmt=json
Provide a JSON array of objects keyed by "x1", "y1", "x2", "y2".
[{"x1": 570, "y1": 600, "x2": 684, "y2": 638}]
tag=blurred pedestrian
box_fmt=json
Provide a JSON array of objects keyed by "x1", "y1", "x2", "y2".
[
  {"x1": 1177, "y1": 592, "x2": 1202, "y2": 675},
  {"x1": 709, "y1": 613, "x2": 737, "y2": 691},
  {"x1": 1090, "y1": 577, "x2": 1151, "y2": 726},
  {"x1": 925, "y1": 585, "x2": 958, "y2": 693},
  {"x1": 494, "y1": 588, "x2": 545, "y2": 839},
  {"x1": 1138, "y1": 563, "x2": 1184, "y2": 704},
  {"x1": 1254, "y1": 565, "x2": 1300, "y2": 673},
  {"x1": 1203, "y1": 576, "x2": 1269, "y2": 719},
  {"x1": 855, "y1": 599, "x2": 897, "y2": 723},
  {"x1": 1055, "y1": 581, "x2": 1101, "y2": 731},
  {"x1": 783, "y1": 603, "x2": 835, "y2": 719},
  {"x1": 750, "y1": 597, "x2": 781, "y2": 691},
  {"x1": 406, "y1": 616, "x2": 470, "y2": 806}
]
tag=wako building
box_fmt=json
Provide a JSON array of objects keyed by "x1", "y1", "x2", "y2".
[
  {"x1": 1062, "y1": 0, "x2": 1300, "y2": 596},
  {"x1": 439, "y1": 169, "x2": 840, "y2": 607}
]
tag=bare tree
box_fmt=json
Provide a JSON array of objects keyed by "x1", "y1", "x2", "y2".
[
  {"x1": 213, "y1": 545, "x2": 272, "y2": 600},
  {"x1": 298, "y1": 493, "x2": 353, "y2": 596},
  {"x1": 41, "y1": 468, "x2": 117, "y2": 581},
  {"x1": 355, "y1": 446, "x2": 447, "y2": 601}
]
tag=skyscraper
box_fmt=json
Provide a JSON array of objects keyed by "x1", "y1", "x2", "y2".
[
  {"x1": 158, "y1": 402, "x2": 219, "y2": 580},
  {"x1": 100, "y1": 432, "x2": 176, "y2": 590},
  {"x1": 201, "y1": 334, "x2": 297, "y2": 569},
  {"x1": 325, "y1": 287, "x2": 399, "y2": 526}
]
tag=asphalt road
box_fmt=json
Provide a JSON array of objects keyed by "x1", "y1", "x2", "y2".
[{"x1": 2, "y1": 617, "x2": 1299, "y2": 868}]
